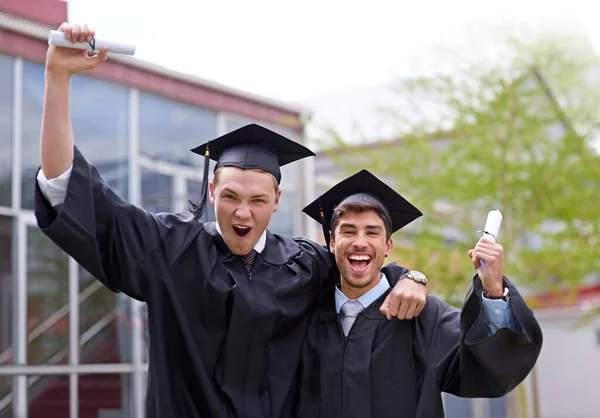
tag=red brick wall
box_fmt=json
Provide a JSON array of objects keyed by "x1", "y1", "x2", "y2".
[{"x1": 0, "y1": 0, "x2": 67, "y2": 27}]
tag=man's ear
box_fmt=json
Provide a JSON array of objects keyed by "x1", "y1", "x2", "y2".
[
  {"x1": 385, "y1": 237, "x2": 393, "y2": 258},
  {"x1": 329, "y1": 234, "x2": 336, "y2": 253},
  {"x1": 272, "y1": 189, "x2": 282, "y2": 213},
  {"x1": 209, "y1": 182, "x2": 215, "y2": 205}
]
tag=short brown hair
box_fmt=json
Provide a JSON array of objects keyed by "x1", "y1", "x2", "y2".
[
  {"x1": 213, "y1": 167, "x2": 280, "y2": 194},
  {"x1": 330, "y1": 201, "x2": 391, "y2": 240}
]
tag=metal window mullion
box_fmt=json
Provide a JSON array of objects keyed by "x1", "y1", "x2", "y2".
[
  {"x1": 173, "y1": 175, "x2": 186, "y2": 213},
  {"x1": 0, "y1": 363, "x2": 142, "y2": 375},
  {"x1": 128, "y1": 87, "x2": 146, "y2": 418},
  {"x1": 11, "y1": 57, "x2": 22, "y2": 211},
  {"x1": 13, "y1": 215, "x2": 27, "y2": 418},
  {"x1": 11, "y1": 56, "x2": 26, "y2": 418},
  {"x1": 68, "y1": 257, "x2": 79, "y2": 418},
  {"x1": 216, "y1": 111, "x2": 227, "y2": 136}
]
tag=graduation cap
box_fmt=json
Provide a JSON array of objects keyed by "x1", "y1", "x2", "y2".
[
  {"x1": 302, "y1": 169, "x2": 422, "y2": 250},
  {"x1": 189, "y1": 123, "x2": 315, "y2": 219}
]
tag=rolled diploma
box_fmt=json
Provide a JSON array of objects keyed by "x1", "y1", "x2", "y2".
[
  {"x1": 48, "y1": 30, "x2": 136, "y2": 55},
  {"x1": 483, "y1": 209, "x2": 502, "y2": 243},
  {"x1": 479, "y1": 209, "x2": 502, "y2": 270}
]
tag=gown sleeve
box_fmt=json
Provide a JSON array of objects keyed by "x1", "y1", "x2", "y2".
[
  {"x1": 34, "y1": 146, "x2": 200, "y2": 302},
  {"x1": 414, "y1": 275, "x2": 543, "y2": 398},
  {"x1": 294, "y1": 241, "x2": 337, "y2": 299}
]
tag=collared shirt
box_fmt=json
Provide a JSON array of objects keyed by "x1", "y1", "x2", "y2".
[{"x1": 335, "y1": 273, "x2": 518, "y2": 334}]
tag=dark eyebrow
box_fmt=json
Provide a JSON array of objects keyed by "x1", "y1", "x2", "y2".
[
  {"x1": 338, "y1": 222, "x2": 357, "y2": 229},
  {"x1": 221, "y1": 188, "x2": 238, "y2": 196},
  {"x1": 339, "y1": 223, "x2": 383, "y2": 232},
  {"x1": 366, "y1": 225, "x2": 384, "y2": 231},
  {"x1": 221, "y1": 188, "x2": 270, "y2": 200},
  {"x1": 251, "y1": 194, "x2": 269, "y2": 200}
]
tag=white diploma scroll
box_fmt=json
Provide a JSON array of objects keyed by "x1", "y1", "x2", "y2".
[
  {"x1": 482, "y1": 209, "x2": 502, "y2": 243},
  {"x1": 48, "y1": 30, "x2": 136, "y2": 55},
  {"x1": 479, "y1": 209, "x2": 502, "y2": 270}
]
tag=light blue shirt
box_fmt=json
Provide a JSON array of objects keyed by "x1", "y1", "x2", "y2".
[{"x1": 335, "y1": 274, "x2": 519, "y2": 335}]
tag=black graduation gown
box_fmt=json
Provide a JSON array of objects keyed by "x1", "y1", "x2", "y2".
[
  {"x1": 296, "y1": 274, "x2": 543, "y2": 418},
  {"x1": 33, "y1": 147, "x2": 337, "y2": 418},
  {"x1": 33, "y1": 147, "x2": 405, "y2": 418}
]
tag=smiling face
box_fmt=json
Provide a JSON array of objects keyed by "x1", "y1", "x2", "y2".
[
  {"x1": 330, "y1": 204, "x2": 393, "y2": 299},
  {"x1": 209, "y1": 166, "x2": 281, "y2": 256}
]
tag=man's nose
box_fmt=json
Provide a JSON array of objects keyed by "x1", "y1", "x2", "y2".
[
  {"x1": 352, "y1": 232, "x2": 368, "y2": 249},
  {"x1": 234, "y1": 203, "x2": 251, "y2": 220}
]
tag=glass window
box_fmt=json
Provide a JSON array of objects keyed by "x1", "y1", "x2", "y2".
[
  {"x1": 269, "y1": 191, "x2": 297, "y2": 237},
  {"x1": 26, "y1": 226, "x2": 69, "y2": 365},
  {"x1": 0, "y1": 216, "x2": 12, "y2": 403},
  {"x1": 20, "y1": 62, "x2": 44, "y2": 211},
  {"x1": 225, "y1": 118, "x2": 246, "y2": 133},
  {"x1": 138, "y1": 92, "x2": 217, "y2": 167},
  {"x1": 0, "y1": 54, "x2": 12, "y2": 208},
  {"x1": 71, "y1": 74, "x2": 129, "y2": 199},
  {"x1": 79, "y1": 266, "x2": 120, "y2": 364},
  {"x1": 141, "y1": 169, "x2": 172, "y2": 213},
  {"x1": 0, "y1": 376, "x2": 10, "y2": 413},
  {"x1": 27, "y1": 375, "x2": 70, "y2": 416},
  {"x1": 21, "y1": 61, "x2": 129, "y2": 210},
  {"x1": 78, "y1": 373, "x2": 133, "y2": 417}
]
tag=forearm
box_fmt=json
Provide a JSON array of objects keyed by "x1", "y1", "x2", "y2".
[{"x1": 40, "y1": 72, "x2": 74, "y2": 179}]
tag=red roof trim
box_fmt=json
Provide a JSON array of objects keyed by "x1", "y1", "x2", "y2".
[
  {"x1": 0, "y1": 0, "x2": 67, "y2": 28},
  {"x1": 0, "y1": 27, "x2": 304, "y2": 133}
]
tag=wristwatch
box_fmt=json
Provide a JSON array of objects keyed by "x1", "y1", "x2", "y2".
[
  {"x1": 401, "y1": 270, "x2": 427, "y2": 286},
  {"x1": 483, "y1": 286, "x2": 510, "y2": 301}
]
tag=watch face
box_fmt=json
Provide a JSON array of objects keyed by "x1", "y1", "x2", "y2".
[{"x1": 410, "y1": 270, "x2": 427, "y2": 284}]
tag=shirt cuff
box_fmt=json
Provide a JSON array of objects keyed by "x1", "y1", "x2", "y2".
[
  {"x1": 36, "y1": 165, "x2": 73, "y2": 207},
  {"x1": 481, "y1": 292, "x2": 510, "y2": 327}
]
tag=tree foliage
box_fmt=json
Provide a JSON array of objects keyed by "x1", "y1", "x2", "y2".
[{"x1": 324, "y1": 28, "x2": 600, "y2": 305}]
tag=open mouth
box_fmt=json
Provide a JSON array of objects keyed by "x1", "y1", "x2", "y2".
[
  {"x1": 347, "y1": 254, "x2": 372, "y2": 273},
  {"x1": 233, "y1": 225, "x2": 252, "y2": 237}
]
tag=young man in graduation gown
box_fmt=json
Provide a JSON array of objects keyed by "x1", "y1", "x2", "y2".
[
  {"x1": 297, "y1": 170, "x2": 544, "y2": 418},
  {"x1": 34, "y1": 24, "x2": 429, "y2": 418}
]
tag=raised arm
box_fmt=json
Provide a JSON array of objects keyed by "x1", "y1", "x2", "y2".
[
  {"x1": 35, "y1": 24, "x2": 201, "y2": 301},
  {"x1": 41, "y1": 23, "x2": 108, "y2": 179}
]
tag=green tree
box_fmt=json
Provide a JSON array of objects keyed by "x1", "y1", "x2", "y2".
[{"x1": 325, "y1": 28, "x2": 600, "y2": 307}]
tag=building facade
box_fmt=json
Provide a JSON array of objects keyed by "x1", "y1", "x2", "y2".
[{"x1": 0, "y1": 1, "x2": 315, "y2": 417}]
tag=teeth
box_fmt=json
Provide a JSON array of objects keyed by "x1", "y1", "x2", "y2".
[
  {"x1": 349, "y1": 255, "x2": 371, "y2": 261},
  {"x1": 234, "y1": 225, "x2": 250, "y2": 230}
]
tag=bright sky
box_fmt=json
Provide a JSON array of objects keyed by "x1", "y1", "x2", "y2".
[
  {"x1": 66, "y1": 0, "x2": 600, "y2": 102},
  {"x1": 66, "y1": 0, "x2": 600, "y2": 145}
]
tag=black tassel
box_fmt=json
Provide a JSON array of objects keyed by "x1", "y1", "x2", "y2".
[
  {"x1": 190, "y1": 143, "x2": 211, "y2": 220},
  {"x1": 318, "y1": 197, "x2": 331, "y2": 252}
]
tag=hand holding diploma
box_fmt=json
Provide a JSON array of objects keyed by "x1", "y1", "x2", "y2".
[
  {"x1": 468, "y1": 210, "x2": 505, "y2": 298},
  {"x1": 45, "y1": 23, "x2": 113, "y2": 77},
  {"x1": 49, "y1": 30, "x2": 136, "y2": 55}
]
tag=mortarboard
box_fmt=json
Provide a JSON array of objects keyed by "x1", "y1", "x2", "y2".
[
  {"x1": 302, "y1": 169, "x2": 422, "y2": 250},
  {"x1": 189, "y1": 123, "x2": 315, "y2": 219}
]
